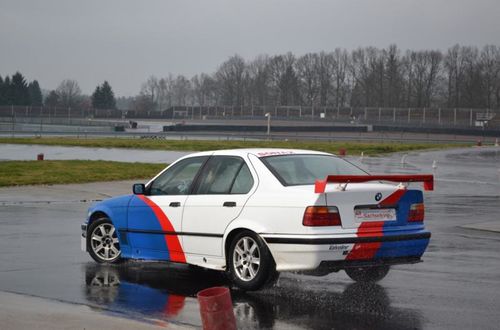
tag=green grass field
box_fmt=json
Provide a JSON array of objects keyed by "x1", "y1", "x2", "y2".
[
  {"x1": 0, "y1": 137, "x2": 468, "y2": 156},
  {"x1": 0, "y1": 160, "x2": 165, "y2": 187}
]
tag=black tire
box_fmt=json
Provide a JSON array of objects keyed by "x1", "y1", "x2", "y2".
[
  {"x1": 345, "y1": 265, "x2": 390, "y2": 282},
  {"x1": 227, "y1": 230, "x2": 277, "y2": 291},
  {"x1": 87, "y1": 218, "x2": 122, "y2": 264}
]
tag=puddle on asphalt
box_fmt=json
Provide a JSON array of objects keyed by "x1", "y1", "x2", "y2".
[{"x1": 83, "y1": 262, "x2": 422, "y2": 329}]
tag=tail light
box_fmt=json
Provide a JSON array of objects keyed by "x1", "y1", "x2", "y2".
[
  {"x1": 408, "y1": 203, "x2": 425, "y2": 222},
  {"x1": 303, "y1": 206, "x2": 341, "y2": 226}
]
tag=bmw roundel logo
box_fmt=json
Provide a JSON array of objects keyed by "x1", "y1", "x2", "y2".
[{"x1": 375, "y1": 193, "x2": 383, "y2": 201}]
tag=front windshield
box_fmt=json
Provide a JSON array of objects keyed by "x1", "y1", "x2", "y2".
[{"x1": 261, "y1": 154, "x2": 367, "y2": 186}]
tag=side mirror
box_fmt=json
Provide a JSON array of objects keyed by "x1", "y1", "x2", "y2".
[{"x1": 133, "y1": 183, "x2": 145, "y2": 195}]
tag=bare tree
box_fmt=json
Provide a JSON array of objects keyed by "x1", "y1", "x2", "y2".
[
  {"x1": 247, "y1": 55, "x2": 270, "y2": 106},
  {"x1": 424, "y1": 51, "x2": 443, "y2": 107},
  {"x1": 201, "y1": 74, "x2": 218, "y2": 106},
  {"x1": 406, "y1": 50, "x2": 443, "y2": 107},
  {"x1": 315, "y1": 52, "x2": 333, "y2": 106},
  {"x1": 480, "y1": 45, "x2": 500, "y2": 108},
  {"x1": 132, "y1": 94, "x2": 155, "y2": 112},
  {"x1": 191, "y1": 74, "x2": 207, "y2": 106},
  {"x1": 140, "y1": 75, "x2": 159, "y2": 110},
  {"x1": 461, "y1": 46, "x2": 484, "y2": 108},
  {"x1": 444, "y1": 45, "x2": 467, "y2": 107},
  {"x1": 296, "y1": 53, "x2": 320, "y2": 106},
  {"x1": 56, "y1": 79, "x2": 82, "y2": 108},
  {"x1": 133, "y1": 45, "x2": 500, "y2": 110},
  {"x1": 350, "y1": 48, "x2": 373, "y2": 106},
  {"x1": 268, "y1": 52, "x2": 300, "y2": 105},
  {"x1": 215, "y1": 55, "x2": 246, "y2": 106},
  {"x1": 171, "y1": 75, "x2": 191, "y2": 106},
  {"x1": 157, "y1": 77, "x2": 170, "y2": 110},
  {"x1": 371, "y1": 48, "x2": 386, "y2": 107},
  {"x1": 384, "y1": 45, "x2": 405, "y2": 107},
  {"x1": 331, "y1": 49, "x2": 351, "y2": 108}
]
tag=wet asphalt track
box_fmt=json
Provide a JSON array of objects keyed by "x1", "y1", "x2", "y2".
[{"x1": 0, "y1": 146, "x2": 499, "y2": 329}]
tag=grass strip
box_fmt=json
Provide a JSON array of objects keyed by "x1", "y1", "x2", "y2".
[
  {"x1": 0, "y1": 160, "x2": 165, "y2": 187},
  {"x1": 0, "y1": 137, "x2": 468, "y2": 156}
]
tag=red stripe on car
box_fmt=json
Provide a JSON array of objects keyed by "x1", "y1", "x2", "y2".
[
  {"x1": 137, "y1": 195, "x2": 186, "y2": 263},
  {"x1": 346, "y1": 190, "x2": 406, "y2": 260},
  {"x1": 346, "y1": 222, "x2": 384, "y2": 260},
  {"x1": 379, "y1": 189, "x2": 406, "y2": 206}
]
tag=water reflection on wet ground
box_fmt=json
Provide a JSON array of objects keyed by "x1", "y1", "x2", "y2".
[
  {"x1": 83, "y1": 262, "x2": 421, "y2": 329},
  {"x1": 0, "y1": 146, "x2": 499, "y2": 328}
]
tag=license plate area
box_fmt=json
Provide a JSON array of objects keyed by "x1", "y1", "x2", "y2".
[{"x1": 354, "y1": 205, "x2": 397, "y2": 222}]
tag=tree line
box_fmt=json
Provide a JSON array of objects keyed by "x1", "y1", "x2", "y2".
[
  {"x1": 134, "y1": 44, "x2": 500, "y2": 111},
  {"x1": 3, "y1": 44, "x2": 500, "y2": 112},
  {"x1": 0, "y1": 71, "x2": 116, "y2": 110},
  {"x1": 44, "y1": 79, "x2": 116, "y2": 110},
  {"x1": 0, "y1": 72, "x2": 43, "y2": 107}
]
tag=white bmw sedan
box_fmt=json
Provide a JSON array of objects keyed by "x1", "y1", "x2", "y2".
[{"x1": 82, "y1": 148, "x2": 432, "y2": 290}]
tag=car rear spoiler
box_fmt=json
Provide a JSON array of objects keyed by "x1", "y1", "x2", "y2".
[{"x1": 314, "y1": 174, "x2": 434, "y2": 193}]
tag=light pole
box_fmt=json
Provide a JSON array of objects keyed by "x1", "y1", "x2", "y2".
[{"x1": 265, "y1": 112, "x2": 271, "y2": 138}]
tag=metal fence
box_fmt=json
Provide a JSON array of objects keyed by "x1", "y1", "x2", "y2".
[{"x1": 1, "y1": 105, "x2": 499, "y2": 129}]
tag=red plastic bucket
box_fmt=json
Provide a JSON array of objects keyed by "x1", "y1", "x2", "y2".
[
  {"x1": 338, "y1": 148, "x2": 346, "y2": 157},
  {"x1": 197, "y1": 287, "x2": 236, "y2": 330}
]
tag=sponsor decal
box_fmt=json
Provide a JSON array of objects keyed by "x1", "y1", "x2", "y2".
[
  {"x1": 329, "y1": 244, "x2": 350, "y2": 251},
  {"x1": 375, "y1": 192, "x2": 382, "y2": 201},
  {"x1": 257, "y1": 151, "x2": 295, "y2": 157},
  {"x1": 354, "y1": 208, "x2": 397, "y2": 222}
]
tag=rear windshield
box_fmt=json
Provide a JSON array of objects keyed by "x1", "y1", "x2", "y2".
[{"x1": 261, "y1": 154, "x2": 367, "y2": 186}]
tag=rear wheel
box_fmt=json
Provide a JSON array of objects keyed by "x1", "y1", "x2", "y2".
[
  {"x1": 87, "y1": 218, "x2": 121, "y2": 264},
  {"x1": 228, "y1": 231, "x2": 277, "y2": 291},
  {"x1": 345, "y1": 265, "x2": 390, "y2": 282}
]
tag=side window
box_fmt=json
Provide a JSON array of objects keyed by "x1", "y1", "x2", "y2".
[
  {"x1": 230, "y1": 163, "x2": 254, "y2": 194},
  {"x1": 195, "y1": 156, "x2": 244, "y2": 195},
  {"x1": 149, "y1": 156, "x2": 207, "y2": 195}
]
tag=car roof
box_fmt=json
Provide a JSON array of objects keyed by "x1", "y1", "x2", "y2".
[{"x1": 185, "y1": 148, "x2": 333, "y2": 158}]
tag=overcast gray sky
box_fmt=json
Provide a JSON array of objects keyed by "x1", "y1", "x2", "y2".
[{"x1": 1, "y1": 0, "x2": 499, "y2": 96}]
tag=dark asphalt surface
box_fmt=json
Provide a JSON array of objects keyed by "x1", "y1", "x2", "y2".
[{"x1": 0, "y1": 147, "x2": 499, "y2": 329}]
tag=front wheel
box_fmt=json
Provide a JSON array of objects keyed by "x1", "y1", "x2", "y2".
[
  {"x1": 228, "y1": 231, "x2": 277, "y2": 291},
  {"x1": 345, "y1": 265, "x2": 390, "y2": 282},
  {"x1": 87, "y1": 218, "x2": 121, "y2": 264}
]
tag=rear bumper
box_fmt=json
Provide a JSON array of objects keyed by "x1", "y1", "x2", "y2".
[
  {"x1": 262, "y1": 231, "x2": 430, "y2": 272},
  {"x1": 264, "y1": 232, "x2": 430, "y2": 245}
]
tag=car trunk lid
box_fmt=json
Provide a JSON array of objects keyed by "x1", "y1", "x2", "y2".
[{"x1": 316, "y1": 175, "x2": 433, "y2": 230}]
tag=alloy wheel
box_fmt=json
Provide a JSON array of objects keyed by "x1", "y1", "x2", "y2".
[
  {"x1": 90, "y1": 223, "x2": 121, "y2": 261},
  {"x1": 233, "y1": 236, "x2": 261, "y2": 282}
]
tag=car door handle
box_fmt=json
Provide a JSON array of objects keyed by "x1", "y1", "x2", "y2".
[
  {"x1": 169, "y1": 202, "x2": 181, "y2": 207},
  {"x1": 223, "y1": 201, "x2": 237, "y2": 207}
]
